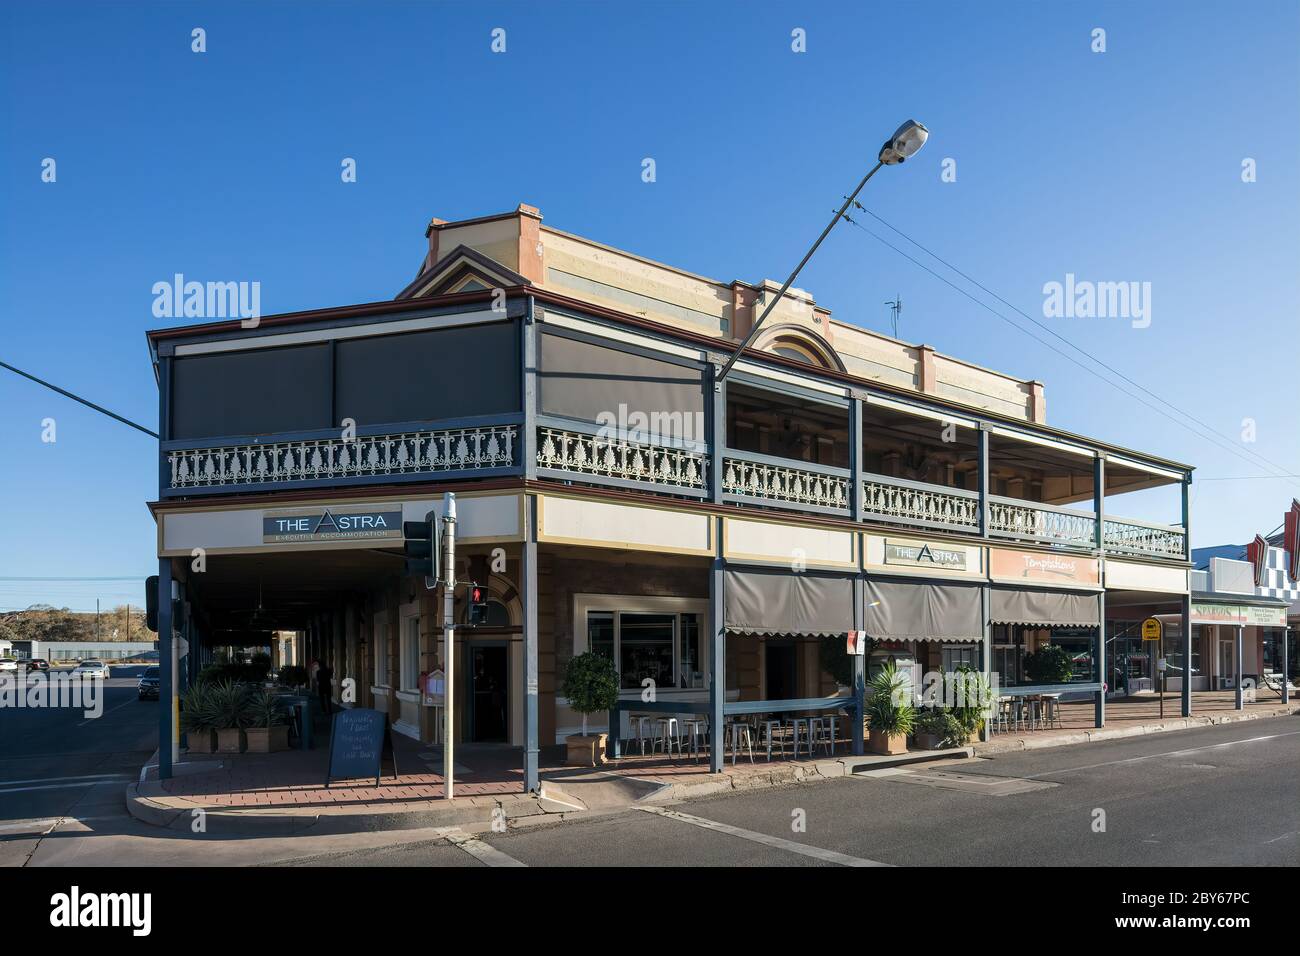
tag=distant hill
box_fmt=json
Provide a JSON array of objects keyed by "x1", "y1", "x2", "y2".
[{"x1": 0, "y1": 605, "x2": 156, "y2": 644}]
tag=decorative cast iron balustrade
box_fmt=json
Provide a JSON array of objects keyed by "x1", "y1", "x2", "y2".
[
  {"x1": 1103, "y1": 518, "x2": 1186, "y2": 559},
  {"x1": 987, "y1": 497, "x2": 1096, "y2": 548},
  {"x1": 722, "y1": 456, "x2": 849, "y2": 511},
  {"x1": 167, "y1": 424, "x2": 517, "y2": 489},
  {"x1": 536, "y1": 427, "x2": 709, "y2": 489},
  {"x1": 861, "y1": 475, "x2": 981, "y2": 531}
]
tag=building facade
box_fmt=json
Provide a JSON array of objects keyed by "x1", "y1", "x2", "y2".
[{"x1": 145, "y1": 203, "x2": 1204, "y2": 785}]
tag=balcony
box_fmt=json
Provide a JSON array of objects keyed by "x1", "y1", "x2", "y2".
[{"x1": 165, "y1": 421, "x2": 520, "y2": 494}]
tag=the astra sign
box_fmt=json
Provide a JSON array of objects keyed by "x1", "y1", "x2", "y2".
[
  {"x1": 263, "y1": 509, "x2": 403, "y2": 543},
  {"x1": 884, "y1": 540, "x2": 968, "y2": 571}
]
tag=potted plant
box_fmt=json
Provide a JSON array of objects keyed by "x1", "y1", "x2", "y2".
[
  {"x1": 180, "y1": 682, "x2": 218, "y2": 755},
  {"x1": 946, "y1": 665, "x2": 992, "y2": 743},
  {"x1": 866, "y1": 661, "x2": 915, "y2": 755},
  {"x1": 914, "y1": 707, "x2": 959, "y2": 750},
  {"x1": 210, "y1": 680, "x2": 254, "y2": 754},
  {"x1": 561, "y1": 652, "x2": 619, "y2": 766},
  {"x1": 245, "y1": 688, "x2": 290, "y2": 753}
]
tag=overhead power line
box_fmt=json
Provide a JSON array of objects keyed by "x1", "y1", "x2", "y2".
[
  {"x1": 837, "y1": 210, "x2": 1300, "y2": 495},
  {"x1": 0, "y1": 359, "x2": 158, "y2": 438}
]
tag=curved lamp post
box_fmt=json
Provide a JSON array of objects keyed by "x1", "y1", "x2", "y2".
[{"x1": 715, "y1": 119, "x2": 929, "y2": 384}]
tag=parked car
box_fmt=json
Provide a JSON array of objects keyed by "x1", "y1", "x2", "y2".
[
  {"x1": 137, "y1": 666, "x2": 160, "y2": 700},
  {"x1": 72, "y1": 660, "x2": 109, "y2": 679},
  {"x1": 0, "y1": 658, "x2": 17, "y2": 673},
  {"x1": 25, "y1": 658, "x2": 50, "y2": 673}
]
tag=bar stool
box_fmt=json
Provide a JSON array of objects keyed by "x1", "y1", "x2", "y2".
[
  {"x1": 813, "y1": 715, "x2": 837, "y2": 756},
  {"x1": 786, "y1": 717, "x2": 811, "y2": 759},
  {"x1": 682, "y1": 718, "x2": 709, "y2": 762},
  {"x1": 627, "y1": 714, "x2": 652, "y2": 755},
  {"x1": 727, "y1": 721, "x2": 754, "y2": 764},
  {"x1": 758, "y1": 718, "x2": 787, "y2": 760},
  {"x1": 1042, "y1": 695, "x2": 1063, "y2": 729},
  {"x1": 652, "y1": 717, "x2": 682, "y2": 758}
]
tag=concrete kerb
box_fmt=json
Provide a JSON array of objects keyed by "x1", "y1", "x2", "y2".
[{"x1": 974, "y1": 703, "x2": 1299, "y2": 755}]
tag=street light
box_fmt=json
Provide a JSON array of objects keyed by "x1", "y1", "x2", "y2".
[{"x1": 715, "y1": 119, "x2": 929, "y2": 385}]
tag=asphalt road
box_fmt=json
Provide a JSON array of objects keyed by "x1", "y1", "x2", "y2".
[
  {"x1": 295, "y1": 714, "x2": 1300, "y2": 868},
  {"x1": 3, "y1": 677, "x2": 1297, "y2": 867},
  {"x1": 0, "y1": 665, "x2": 157, "y2": 867}
]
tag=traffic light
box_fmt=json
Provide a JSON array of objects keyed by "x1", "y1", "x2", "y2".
[
  {"x1": 145, "y1": 575, "x2": 159, "y2": 632},
  {"x1": 466, "y1": 584, "x2": 489, "y2": 626},
  {"x1": 403, "y1": 510, "x2": 440, "y2": 587}
]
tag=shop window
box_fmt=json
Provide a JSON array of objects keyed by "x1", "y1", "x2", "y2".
[{"x1": 579, "y1": 602, "x2": 706, "y2": 691}]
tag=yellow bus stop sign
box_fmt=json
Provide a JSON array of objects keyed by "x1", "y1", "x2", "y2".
[{"x1": 1141, "y1": 617, "x2": 1162, "y2": 641}]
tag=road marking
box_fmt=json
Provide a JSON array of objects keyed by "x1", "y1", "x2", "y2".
[
  {"x1": 441, "y1": 827, "x2": 527, "y2": 867},
  {"x1": 635, "y1": 805, "x2": 891, "y2": 867},
  {"x1": 0, "y1": 773, "x2": 133, "y2": 787},
  {"x1": 0, "y1": 819, "x2": 59, "y2": 834},
  {"x1": 77, "y1": 698, "x2": 136, "y2": 727},
  {"x1": 0, "y1": 774, "x2": 131, "y2": 795},
  {"x1": 1025, "y1": 730, "x2": 1300, "y2": 779}
]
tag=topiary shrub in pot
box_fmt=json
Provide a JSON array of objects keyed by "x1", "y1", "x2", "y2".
[
  {"x1": 245, "y1": 688, "x2": 290, "y2": 753},
  {"x1": 180, "y1": 682, "x2": 219, "y2": 755},
  {"x1": 210, "y1": 680, "x2": 255, "y2": 754},
  {"x1": 561, "y1": 652, "x2": 620, "y2": 767},
  {"x1": 866, "y1": 661, "x2": 916, "y2": 755}
]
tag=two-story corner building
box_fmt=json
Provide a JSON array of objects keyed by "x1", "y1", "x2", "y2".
[{"x1": 145, "y1": 203, "x2": 1200, "y2": 786}]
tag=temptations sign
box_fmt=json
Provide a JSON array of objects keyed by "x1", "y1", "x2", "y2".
[{"x1": 263, "y1": 508, "x2": 403, "y2": 544}]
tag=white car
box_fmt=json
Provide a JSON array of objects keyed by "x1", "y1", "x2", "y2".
[
  {"x1": 0, "y1": 658, "x2": 17, "y2": 673},
  {"x1": 73, "y1": 660, "x2": 110, "y2": 679}
]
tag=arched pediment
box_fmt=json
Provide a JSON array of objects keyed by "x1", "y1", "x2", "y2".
[{"x1": 752, "y1": 323, "x2": 845, "y2": 372}]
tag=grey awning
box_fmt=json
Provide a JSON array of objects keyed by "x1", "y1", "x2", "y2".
[
  {"x1": 724, "y1": 569, "x2": 854, "y2": 637},
  {"x1": 863, "y1": 578, "x2": 983, "y2": 643},
  {"x1": 990, "y1": 586, "x2": 1101, "y2": 627}
]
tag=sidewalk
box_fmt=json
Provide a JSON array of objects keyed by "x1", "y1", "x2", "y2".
[
  {"x1": 976, "y1": 690, "x2": 1299, "y2": 754},
  {"x1": 127, "y1": 694, "x2": 1298, "y2": 835},
  {"x1": 125, "y1": 719, "x2": 967, "y2": 835}
]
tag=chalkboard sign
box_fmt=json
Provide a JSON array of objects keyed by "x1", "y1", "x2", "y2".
[{"x1": 324, "y1": 708, "x2": 398, "y2": 788}]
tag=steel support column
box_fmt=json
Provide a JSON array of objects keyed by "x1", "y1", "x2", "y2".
[
  {"x1": 709, "y1": 521, "x2": 725, "y2": 773},
  {"x1": 1283, "y1": 626, "x2": 1291, "y2": 705},
  {"x1": 157, "y1": 558, "x2": 173, "y2": 780},
  {"x1": 851, "y1": 574, "x2": 865, "y2": 755},
  {"x1": 523, "y1": 496, "x2": 540, "y2": 792},
  {"x1": 1095, "y1": 589, "x2": 1106, "y2": 728},
  {"x1": 1235, "y1": 624, "x2": 1244, "y2": 710},
  {"x1": 977, "y1": 426, "x2": 990, "y2": 537},
  {"x1": 1094, "y1": 455, "x2": 1105, "y2": 728},
  {"x1": 1181, "y1": 592, "x2": 1192, "y2": 717}
]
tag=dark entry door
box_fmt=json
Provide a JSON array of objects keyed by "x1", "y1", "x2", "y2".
[
  {"x1": 470, "y1": 645, "x2": 508, "y2": 742},
  {"x1": 766, "y1": 642, "x2": 797, "y2": 701}
]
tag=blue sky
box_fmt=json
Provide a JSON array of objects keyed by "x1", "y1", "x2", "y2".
[{"x1": 2, "y1": 0, "x2": 1297, "y2": 611}]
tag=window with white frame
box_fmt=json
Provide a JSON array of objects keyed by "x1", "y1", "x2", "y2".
[
  {"x1": 576, "y1": 595, "x2": 707, "y2": 691},
  {"x1": 399, "y1": 610, "x2": 420, "y2": 692}
]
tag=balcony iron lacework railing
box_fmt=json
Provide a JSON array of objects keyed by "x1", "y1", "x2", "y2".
[
  {"x1": 1103, "y1": 518, "x2": 1186, "y2": 559},
  {"x1": 168, "y1": 424, "x2": 517, "y2": 489},
  {"x1": 861, "y1": 476, "x2": 981, "y2": 530},
  {"x1": 536, "y1": 427, "x2": 709, "y2": 489},
  {"x1": 987, "y1": 497, "x2": 1096, "y2": 548},
  {"x1": 723, "y1": 457, "x2": 849, "y2": 510}
]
